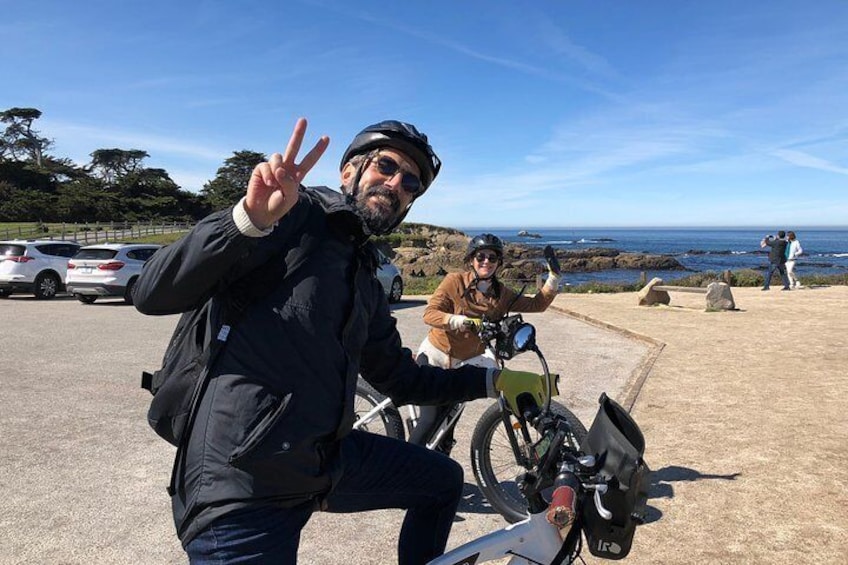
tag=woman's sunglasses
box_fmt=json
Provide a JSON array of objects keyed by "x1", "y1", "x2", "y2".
[
  {"x1": 474, "y1": 252, "x2": 500, "y2": 264},
  {"x1": 372, "y1": 155, "x2": 423, "y2": 196}
]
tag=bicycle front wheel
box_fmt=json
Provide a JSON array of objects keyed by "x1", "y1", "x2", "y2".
[
  {"x1": 354, "y1": 378, "x2": 405, "y2": 440},
  {"x1": 470, "y1": 400, "x2": 588, "y2": 523}
]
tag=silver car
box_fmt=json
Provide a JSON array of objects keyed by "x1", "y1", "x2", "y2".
[
  {"x1": 375, "y1": 248, "x2": 404, "y2": 303},
  {"x1": 66, "y1": 243, "x2": 162, "y2": 304}
]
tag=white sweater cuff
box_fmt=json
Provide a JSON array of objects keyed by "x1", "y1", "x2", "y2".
[{"x1": 233, "y1": 197, "x2": 273, "y2": 237}]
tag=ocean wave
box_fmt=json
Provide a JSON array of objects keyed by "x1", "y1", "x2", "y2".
[
  {"x1": 682, "y1": 249, "x2": 736, "y2": 255},
  {"x1": 576, "y1": 238, "x2": 616, "y2": 244},
  {"x1": 832, "y1": 253, "x2": 848, "y2": 258}
]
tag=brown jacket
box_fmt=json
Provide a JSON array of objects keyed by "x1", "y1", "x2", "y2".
[{"x1": 423, "y1": 271, "x2": 558, "y2": 361}]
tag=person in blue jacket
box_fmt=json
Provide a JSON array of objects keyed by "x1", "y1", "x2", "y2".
[{"x1": 134, "y1": 118, "x2": 548, "y2": 565}]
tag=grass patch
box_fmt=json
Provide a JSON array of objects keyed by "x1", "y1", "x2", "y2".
[
  {"x1": 560, "y1": 281, "x2": 643, "y2": 294},
  {"x1": 403, "y1": 276, "x2": 442, "y2": 295},
  {"x1": 662, "y1": 269, "x2": 848, "y2": 288},
  {"x1": 124, "y1": 232, "x2": 188, "y2": 245}
]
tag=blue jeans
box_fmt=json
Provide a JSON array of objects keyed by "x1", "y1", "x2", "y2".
[
  {"x1": 764, "y1": 262, "x2": 790, "y2": 289},
  {"x1": 185, "y1": 429, "x2": 464, "y2": 565}
]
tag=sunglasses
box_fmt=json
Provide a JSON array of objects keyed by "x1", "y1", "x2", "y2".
[
  {"x1": 372, "y1": 155, "x2": 423, "y2": 196},
  {"x1": 474, "y1": 252, "x2": 500, "y2": 263}
]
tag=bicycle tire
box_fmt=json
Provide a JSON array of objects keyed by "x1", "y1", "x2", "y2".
[
  {"x1": 353, "y1": 378, "x2": 405, "y2": 440},
  {"x1": 470, "y1": 400, "x2": 588, "y2": 523}
]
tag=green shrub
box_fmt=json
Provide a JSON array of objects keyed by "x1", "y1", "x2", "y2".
[
  {"x1": 403, "y1": 276, "x2": 442, "y2": 295},
  {"x1": 560, "y1": 281, "x2": 642, "y2": 294},
  {"x1": 373, "y1": 233, "x2": 429, "y2": 248}
]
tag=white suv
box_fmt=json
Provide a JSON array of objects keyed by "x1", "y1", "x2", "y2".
[
  {"x1": 0, "y1": 240, "x2": 82, "y2": 299},
  {"x1": 66, "y1": 243, "x2": 162, "y2": 304}
]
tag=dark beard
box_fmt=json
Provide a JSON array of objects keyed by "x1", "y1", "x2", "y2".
[{"x1": 352, "y1": 184, "x2": 402, "y2": 235}]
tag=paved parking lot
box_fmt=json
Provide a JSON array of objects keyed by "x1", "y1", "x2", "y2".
[{"x1": 0, "y1": 294, "x2": 653, "y2": 564}]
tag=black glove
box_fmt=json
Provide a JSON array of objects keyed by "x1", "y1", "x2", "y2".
[{"x1": 544, "y1": 245, "x2": 561, "y2": 276}]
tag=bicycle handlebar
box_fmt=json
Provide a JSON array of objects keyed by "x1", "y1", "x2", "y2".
[{"x1": 477, "y1": 313, "x2": 614, "y2": 524}]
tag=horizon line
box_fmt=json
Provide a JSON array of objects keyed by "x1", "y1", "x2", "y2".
[{"x1": 450, "y1": 225, "x2": 848, "y2": 231}]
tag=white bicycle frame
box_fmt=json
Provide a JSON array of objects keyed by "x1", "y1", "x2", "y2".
[{"x1": 428, "y1": 511, "x2": 564, "y2": 565}]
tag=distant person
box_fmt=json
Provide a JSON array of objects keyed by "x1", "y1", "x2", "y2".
[
  {"x1": 760, "y1": 230, "x2": 791, "y2": 291},
  {"x1": 410, "y1": 233, "x2": 562, "y2": 449},
  {"x1": 785, "y1": 231, "x2": 804, "y2": 288}
]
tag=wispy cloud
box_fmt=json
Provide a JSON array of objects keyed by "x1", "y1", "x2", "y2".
[
  {"x1": 324, "y1": 6, "x2": 625, "y2": 103},
  {"x1": 43, "y1": 120, "x2": 229, "y2": 162},
  {"x1": 535, "y1": 18, "x2": 619, "y2": 79},
  {"x1": 771, "y1": 149, "x2": 848, "y2": 175}
]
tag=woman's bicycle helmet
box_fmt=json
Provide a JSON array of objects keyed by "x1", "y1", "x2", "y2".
[
  {"x1": 465, "y1": 233, "x2": 505, "y2": 262},
  {"x1": 340, "y1": 120, "x2": 442, "y2": 191}
]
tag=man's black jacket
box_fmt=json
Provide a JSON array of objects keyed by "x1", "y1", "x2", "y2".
[
  {"x1": 134, "y1": 186, "x2": 490, "y2": 545},
  {"x1": 765, "y1": 238, "x2": 788, "y2": 264}
]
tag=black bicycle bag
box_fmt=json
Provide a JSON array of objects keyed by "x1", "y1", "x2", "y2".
[{"x1": 580, "y1": 393, "x2": 651, "y2": 560}]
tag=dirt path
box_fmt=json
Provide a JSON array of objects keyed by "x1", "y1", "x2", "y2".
[{"x1": 554, "y1": 285, "x2": 848, "y2": 564}]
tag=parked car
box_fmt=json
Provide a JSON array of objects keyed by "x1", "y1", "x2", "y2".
[
  {"x1": 66, "y1": 243, "x2": 162, "y2": 304},
  {"x1": 0, "y1": 240, "x2": 82, "y2": 299},
  {"x1": 375, "y1": 248, "x2": 404, "y2": 303}
]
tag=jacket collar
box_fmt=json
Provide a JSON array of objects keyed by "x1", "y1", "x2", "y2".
[{"x1": 305, "y1": 185, "x2": 372, "y2": 245}]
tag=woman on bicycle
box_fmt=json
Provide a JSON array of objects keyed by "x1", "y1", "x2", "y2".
[{"x1": 410, "y1": 233, "x2": 562, "y2": 448}]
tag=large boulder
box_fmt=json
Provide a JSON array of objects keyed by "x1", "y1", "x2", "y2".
[
  {"x1": 705, "y1": 282, "x2": 736, "y2": 311},
  {"x1": 637, "y1": 277, "x2": 670, "y2": 306}
]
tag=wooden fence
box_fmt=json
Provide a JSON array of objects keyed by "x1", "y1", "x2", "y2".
[{"x1": 0, "y1": 221, "x2": 194, "y2": 244}]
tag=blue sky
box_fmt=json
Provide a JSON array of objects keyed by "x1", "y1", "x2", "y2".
[{"x1": 3, "y1": 0, "x2": 847, "y2": 228}]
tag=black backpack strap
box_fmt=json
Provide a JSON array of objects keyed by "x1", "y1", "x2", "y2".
[{"x1": 167, "y1": 323, "x2": 229, "y2": 495}]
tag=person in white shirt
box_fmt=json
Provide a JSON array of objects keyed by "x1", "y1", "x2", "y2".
[{"x1": 785, "y1": 231, "x2": 804, "y2": 288}]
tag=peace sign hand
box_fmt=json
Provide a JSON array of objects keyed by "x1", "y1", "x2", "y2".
[{"x1": 245, "y1": 118, "x2": 330, "y2": 229}]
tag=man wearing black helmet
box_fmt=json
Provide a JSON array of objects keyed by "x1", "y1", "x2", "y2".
[{"x1": 134, "y1": 118, "x2": 548, "y2": 564}]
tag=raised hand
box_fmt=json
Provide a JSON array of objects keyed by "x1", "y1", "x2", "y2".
[
  {"x1": 543, "y1": 245, "x2": 561, "y2": 276},
  {"x1": 245, "y1": 118, "x2": 330, "y2": 229}
]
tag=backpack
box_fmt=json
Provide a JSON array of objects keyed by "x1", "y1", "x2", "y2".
[
  {"x1": 579, "y1": 393, "x2": 651, "y2": 560},
  {"x1": 141, "y1": 299, "x2": 219, "y2": 447},
  {"x1": 140, "y1": 251, "x2": 291, "y2": 494}
]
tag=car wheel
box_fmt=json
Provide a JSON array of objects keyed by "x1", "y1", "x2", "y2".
[
  {"x1": 33, "y1": 272, "x2": 60, "y2": 300},
  {"x1": 76, "y1": 294, "x2": 97, "y2": 304},
  {"x1": 124, "y1": 277, "x2": 137, "y2": 305},
  {"x1": 0, "y1": 289, "x2": 11, "y2": 298},
  {"x1": 389, "y1": 276, "x2": 403, "y2": 303}
]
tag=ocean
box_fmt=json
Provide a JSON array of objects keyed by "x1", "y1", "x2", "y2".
[{"x1": 458, "y1": 227, "x2": 848, "y2": 285}]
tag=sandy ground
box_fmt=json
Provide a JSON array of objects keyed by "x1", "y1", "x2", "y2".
[
  {"x1": 1, "y1": 285, "x2": 846, "y2": 563},
  {"x1": 555, "y1": 285, "x2": 848, "y2": 564}
]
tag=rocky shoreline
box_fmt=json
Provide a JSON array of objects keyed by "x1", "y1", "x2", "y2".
[{"x1": 377, "y1": 223, "x2": 686, "y2": 284}]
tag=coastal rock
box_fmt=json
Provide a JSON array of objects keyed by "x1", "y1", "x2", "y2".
[
  {"x1": 614, "y1": 253, "x2": 685, "y2": 270},
  {"x1": 517, "y1": 230, "x2": 542, "y2": 238},
  {"x1": 381, "y1": 224, "x2": 685, "y2": 280}
]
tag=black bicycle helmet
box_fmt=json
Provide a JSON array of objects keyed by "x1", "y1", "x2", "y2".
[
  {"x1": 340, "y1": 120, "x2": 442, "y2": 190},
  {"x1": 465, "y1": 233, "x2": 505, "y2": 262}
]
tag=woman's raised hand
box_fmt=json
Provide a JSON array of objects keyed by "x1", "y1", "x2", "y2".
[{"x1": 245, "y1": 118, "x2": 330, "y2": 229}]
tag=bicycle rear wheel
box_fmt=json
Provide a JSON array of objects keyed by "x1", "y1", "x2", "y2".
[
  {"x1": 470, "y1": 400, "x2": 587, "y2": 523},
  {"x1": 354, "y1": 378, "x2": 405, "y2": 440}
]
